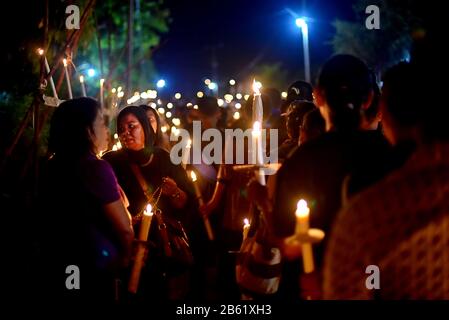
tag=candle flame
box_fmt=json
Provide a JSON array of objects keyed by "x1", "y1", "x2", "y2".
[
  {"x1": 100, "y1": 78, "x2": 105, "y2": 86},
  {"x1": 144, "y1": 204, "x2": 153, "y2": 216},
  {"x1": 79, "y1": 75, "x2": 84, "y2": 83},
  {"x1": 63, "y1": 58, "x2": 68, "y2": 67},
  {"x1": 296, "y1": 199, "x2": 310, "y2": 218},
  {"x1": 252, "y1": 79, "x2": 262, "y2": 95},
  {"x1": 243, "y1": 218, "x2": 250, "y2": 226},
  {"x1": 190, "y1": 171, "x2": 197, "y2": 182},
  {"x1": 37, "y1": 48, "x2": 44, "y2": 56}
]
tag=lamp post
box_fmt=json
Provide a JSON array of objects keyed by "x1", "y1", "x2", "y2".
[{"x1": 296, "y1": 18, "x2": 310, "y2": 83}]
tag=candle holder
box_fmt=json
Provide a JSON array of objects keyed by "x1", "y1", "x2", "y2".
[{"x1": 284, "y1": 228, "x2": 325, "y2": 246}]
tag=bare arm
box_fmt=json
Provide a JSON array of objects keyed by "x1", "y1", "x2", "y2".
[{"x1": 103, "y1": 200, "x2": 134, "y2": 267}]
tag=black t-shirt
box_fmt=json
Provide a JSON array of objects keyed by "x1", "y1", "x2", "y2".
[{"x1": 272, "y1": 130, "x2": 390, "y2": 265}]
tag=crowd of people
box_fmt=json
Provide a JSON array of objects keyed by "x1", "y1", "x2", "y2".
[{"x1": 32, "y1": 26, "x2": 449, "y2": 302}]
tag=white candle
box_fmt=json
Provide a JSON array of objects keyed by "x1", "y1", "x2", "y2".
[
  {"x1": 62, "y1": 59, "x2": 73, "y2": 99},
  {"x1": 190, "y1": 171, "x2": 214, "y2": 240},
  {"x1": 252, "y1": 79, "x2": 263, "y2": 124},
  {"x1": 100, "y1": 78, "x2": 105, "y2": 109},
  {"x1": 128, "y1": 204, "x2": 153, "y2": 293},
  {"x1": 38, "y1": 49, "x2": 58, "y2": 99},
  {"x1": 296, "y1": 199, "x2": 314, "y2": 273},
  {"x1": 252, "y1": 121, "x2": 266, "y2": 186},
  {"x1": 243, "y1": 218, "x2": 250, "y2": 241},
  {"x1": 181, "y1": 138, "x2": 192, "y2": 169},
  {"x1": 79, "y1": 75, "x2": 87, "y2": 97}
]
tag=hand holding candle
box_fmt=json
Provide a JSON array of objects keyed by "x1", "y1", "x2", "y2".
[
  {"x1": 128, "y1": 204, "x2": 153, "y2": 293},
  {"x1": 295, "y1": 199, "x2": 314, "y2": 274},
  {"x1": 190, "y1": 171, "x2": 214, "y2": 241},
  {"x1": 242, "y1": 218, "x2": 250, "y2": 241}
]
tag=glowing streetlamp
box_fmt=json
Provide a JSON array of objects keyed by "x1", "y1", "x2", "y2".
[{"x1": 295, "y1": 17, "x2": 310, "y2": 83}]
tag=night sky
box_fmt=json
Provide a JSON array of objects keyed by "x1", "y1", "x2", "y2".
[{"x1": 153, "y1": 0, "x2": 356, "y2": 95}]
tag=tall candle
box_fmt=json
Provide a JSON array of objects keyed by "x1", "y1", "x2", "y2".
[
  {"x1": 242, "y1": 218, "x2": 250, "y2": 241},
  {"x1": 128, "y1": 204, "x2": 153, "y2": 293},
  {"x1": 190, "y1": 171, "x2": 214, "y2": 240},
  {"x1": 252, "y1": 121, "x2": 266, "y2": 186},
  {"x1": 79, "y1": 75, "x2": 87, "y2": 97},
  {"x1": 38, "y1": 49, "x2": 58, "y2": 99},
  {"x1": 181, "y1": 138, "x2": 192, "y2": 169},
  {"x1": 62, "y1": 59, "x2": 73, "y2": 99},
  {"x1": 100, "y1": 78, "x2": 105, "y2": 109},
  {"x1": 296, "y1": 199, "x2": 314, "y2": 273}
]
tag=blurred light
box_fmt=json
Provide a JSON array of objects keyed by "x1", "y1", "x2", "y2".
[
  {"x1": 167, "y1": 102, "x2": 173, "y2": 109},
  {"x1": 148, "y1": 90, "x2": 157, "y2": 99},
  {"x1": 117, "y1": 86, "x2": 123, "y2": 92},
  {"x1": 236, "y1": 93, "x2": 242, "y2": 100},
  {"x1": 157, "y1": 107, "x2": 165, "y2": 114},
  {"x1": 172, "y1": 118, "x2": 181, "y2": 126},
  {"x1": 111, "y1": 88, "x2": 117, "y2": 94},
  {"x1": 112, "y1": 145, "x2": 118, "y2": 151},
  {"x1": 217, "y1": 99, "x2": 224, "y2": 107},
  {"x1": 87, "y1": 68, "x2": 96, "y2": 77},
  {"x1": 235, "y1": 103, "x2": 242, "y2": 109},
  {"x1": 252, "y1": 80, "x2": 262, "y2": 93},
  {"x1": 157, "y1": 79, "x2": 166, "y2": 88},
  {"x1": 116, "y1": 141, "x2": 122, "y2": 149},
  {"x1": 150, "y1": 102, "x2": 157, "y2": 108},
  {"x1": 197, "y1": 91, "x2": 204, "y2": 98},
  {"x1": 63, "y1": 59, "x2": 68, "y2": 67},
  {"x1": 233, "y1": 112, "x2": 240, "y2": 120},
  {"x1": 140, "y1": 92, "x2": 148, "y2": 99},
  {"x1": 175, "y1": 93, "x2": 181, "y2": 99},
  {"x1": 229, "y1": 79, "x2": 236, "y2": 86},
  {"x1": 134, "y1": 91, "x2": 140, "y2": 96},
  {"x1": 157, "y1": 99, "x2": 162, "y2": 105},
  {"x1": 79, "y1": 75, "x2": 85, "y2": 83},
  {"x1": 186, "y1": 102, "x2": 193, "y2": 107},
  {"x1": 166, "y1": 111, "x2": 172, "y2": 118},
  {"x1": 161, "y1": 126, "x2": 168, "y2": 133},
  {"x1": 205, "y1": 78, "x2": 211, "y2": 85},
  {"x1": 113, "y1": 133, "x2": 118, "y2": 139},
  {"x1": 244, "y1": 94, "x2": 250, "y2": 100},
  {"x1": 224, "y1": 94, "x2": 233, "y2": 103},
  {"x1": 37, "y1": 48, "x2": 44, "y2": 55},
  {"x1": 193, "y1": 104, "x2": 199, "y2": 110},
  {"x1": 208, "y1": 82, "x2": 217, "y2": 90},
  {"x1": 100, "y1": 78, "x2": 105, "y2": 86},
  {"x1": 281, "y1": 91, "x2": 288, "y2": 99},
  {"x1": 117, "y1": 91, "x2": 124, "y2": 98},
  {"x1": 296, "y1": 18, "x2": 308, "y2": 30}
]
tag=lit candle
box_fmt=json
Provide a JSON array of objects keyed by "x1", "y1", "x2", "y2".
[
  {"x1": 181, "y1": 138, "x2": 192, "y2": 170},
  {"x1": 79, "y1": 75, "x2": 87, "y2": 97},
  {"x1": 38, "y1": 48, "x2": 58, "y2": 99},
  {"x1": 100, "y1": 78, "x2": 105, "y2": 109},
  {"x1": 296, "y1": 199, "x2": 314, "y2": 273},
  {"x1": 190, "y1": 171, "x2": 214, "y2": 241},
  {"x1": 62, "y1": 59, "x2": 73, "y2": 99},
  {"x1": 252, "y1": 79, "x2": 263, "y2": 124},
  {"x1": 252, "y1": 121, "x2": 265, "y2": 186},
  {"x1": 242, "y1": 218, "x2": 250, "y2": 241},
  {"x1": 128, "y1": 204, "x2": 153, "y2": 293}
]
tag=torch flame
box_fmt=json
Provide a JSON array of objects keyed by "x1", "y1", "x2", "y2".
[{"x1": 296, "y1": 199, "x2": 310, "y2": 218}]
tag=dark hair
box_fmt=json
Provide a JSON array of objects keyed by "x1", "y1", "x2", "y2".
[
  {"x1": 139, "y1": 105, "x2": 162, "y2": 147},
  {"x1": 195, "y1": 96, "x2": 220, "y2": 116},
  {"x1": 281, "y1": 80, "x2": 313, "y2": 113},
  {"x1": 381, "y1": 62, "x2": 420, "y2": 127},
  {"x1": 286, "y1": 100, "x2": 316, "y2": 140},
  {"x1": 317, "y1": 54, "x2": 373, "y2": 131},
  {"x1": 302, "y1": 108, "x2": 325, "y2": 138},
  {"x1": 117, "y1": 106, "x2": 155, "y2": 150},
  {"x1": 363, "y1": 71, "x2": 381, "y2": 123},
  {"x1": 48, "y1": 97, "x2": 100, "y2": 158}
]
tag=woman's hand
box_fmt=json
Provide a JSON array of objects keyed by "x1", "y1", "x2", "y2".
[{"x1": 161, "y1": 177, "x2": 179, "y2": 196}]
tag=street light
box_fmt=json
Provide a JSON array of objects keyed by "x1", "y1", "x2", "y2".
[
  {"x1": 157, "y1": 79, "x2": 166, "y2": 88},
  {"x1": 295, "y1": 17, "x2": 310, "y2": 83}
]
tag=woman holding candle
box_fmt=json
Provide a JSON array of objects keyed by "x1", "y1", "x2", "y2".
[
  {"x1": 39, "y1": 97, "x2": 134, "y2": 302},
  {"x1": 102, "y1": 106, "x2": 196, "y2": 300}
]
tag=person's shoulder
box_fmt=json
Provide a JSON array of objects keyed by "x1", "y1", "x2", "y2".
[
  {"x1": 102, "y1": 149, "x2": 127, "y2": 164},
  {"x1": 84, "y1": 155, "x2": 116, "y2": 176}
]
